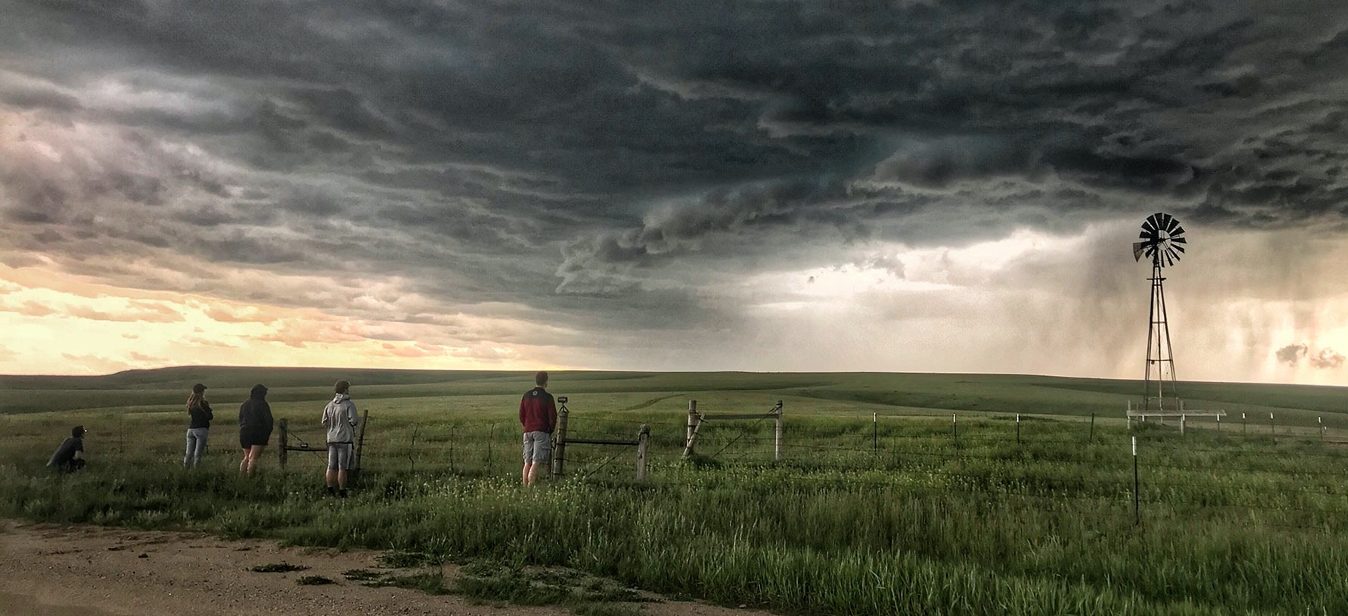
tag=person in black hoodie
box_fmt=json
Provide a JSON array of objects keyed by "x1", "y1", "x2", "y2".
[
  {"x1": 238, "y1": 384, "x2": 273, "y2": 476},
  {"x1": 48, "y1": 425, "x2": 87, "y2": 472},
  {"x1": 183, "y1": 383, "x2": 213, "y2": 468}
]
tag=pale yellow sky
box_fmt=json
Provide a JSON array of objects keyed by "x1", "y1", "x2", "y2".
[{"x1": 0, "y1": 263, "x2": 566, "y2": 375}]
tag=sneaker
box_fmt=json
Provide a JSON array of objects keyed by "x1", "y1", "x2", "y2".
[{"x1": 325, "y1": 486, "x2": 336, "y2": 497}]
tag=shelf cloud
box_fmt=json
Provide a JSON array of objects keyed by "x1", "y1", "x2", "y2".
[{"x1": 2, "y1": 1, "x2": 1348, "y2": 380}]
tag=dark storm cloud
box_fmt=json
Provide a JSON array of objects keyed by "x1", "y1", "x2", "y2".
[
  {"x1": 1310, "y1": 349, "x2": 1345, "y2": 369},
  {"x1": 3, "y1": 0, "x2": 1348, "y2": 354},
  {"x1": 1276, "y1": 344, "x2": 1346, "y2": 369}
]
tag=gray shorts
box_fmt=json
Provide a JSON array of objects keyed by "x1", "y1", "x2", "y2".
[
  {"x1": 327, "y1": 443, "x2": 353, "y2": 470},
  {"x1": 522, "y1": 431, "x2": 552, "y2": 463}
]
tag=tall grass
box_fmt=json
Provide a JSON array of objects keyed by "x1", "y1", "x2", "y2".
[{"x1": 2, "y1": 394, "x2": 1347, "y2": 614}]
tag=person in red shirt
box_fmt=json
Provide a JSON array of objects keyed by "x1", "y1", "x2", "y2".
[{"x1": 519, "y1": 371, "x2": 558, "y2": 486}]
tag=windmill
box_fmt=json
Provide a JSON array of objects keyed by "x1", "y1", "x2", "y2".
[{"x1": 1133, "y1": 212, "x2": 1186, "y2": 411}]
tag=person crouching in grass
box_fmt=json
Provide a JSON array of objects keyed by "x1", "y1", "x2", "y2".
[
  {"x1": 321, "y1": 380, "x2": 360, "y2": 497},
  {"x1": 48, "y1": 425, "x2": 87, "y2": 472},
  {"x1": 519, "y1": 371, "x2": 558, "y2": 487}
]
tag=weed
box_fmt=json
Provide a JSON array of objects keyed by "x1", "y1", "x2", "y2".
[
  {"x1": 572, "y1": 603, "x2": 643, "y2": 616},
  {"x1": 296, "y1": 575, "x2": 334, "y2": 585},
  {"x1": 250, "y1": 562, "x2": 307, "y2": 573},
  {"x1": 368, "y1": 572, "x2": 451, "y2": 595},
  {"x1": 341, "y1": 568, "x2": 380, "y2": 582},
  {"x1": 378, "y1": 550, "x2": 443, "y2": 568}
]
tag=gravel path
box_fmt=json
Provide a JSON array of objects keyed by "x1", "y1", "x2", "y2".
[{"x1": 0, "y1": 521, "x2": 772, "y2": 616}]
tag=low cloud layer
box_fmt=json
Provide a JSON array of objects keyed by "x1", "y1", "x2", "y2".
[{"x1": 3, "y1": 1, "x2": 1348, "y2": 379}]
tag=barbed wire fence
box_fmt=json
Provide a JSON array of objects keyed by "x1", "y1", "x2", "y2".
[{"x1": 130, "y1": 397, "x2": 1343, "y2": 533}]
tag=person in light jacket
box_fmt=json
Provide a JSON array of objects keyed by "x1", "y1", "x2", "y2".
[
  {"x1": 183, "y1": 383, "x2": 213, "y2": 468},
  {"x1": 238, "y1": 384, "x2": 273, "y2": 477},
  {"x1": 321, "y1": 380, "x2": 360, "y2": 497}
]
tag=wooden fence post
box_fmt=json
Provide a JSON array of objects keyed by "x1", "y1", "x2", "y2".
[
  {"x1": 485, "y1": 423, "x2": 494, "y2": 470},
  {"x1": 682, "y1": 414, "x2": 702, "y2": 459},
  {"x1": 773, "y1": 401, "x2": 784, "y2": 462},
  {"x1": 278, "y1": 418, "x2": 288, "y2": 469},
  {"x1": 409, "y1": 425, "x2": 419, "y2": 474},
  {"x1": 635, "y1": 424, "x2": 650, "y2": 480},
  {"x1": 1180, "y1": 414, "x2": 1186, "y2": 436},
  {"x1": 448, "y1": 425, "x2": 456, "y2": 473},
  {"x1": 551, "y1": 406, "x2": 569, "y2": 476},
  {"x1": 686, "y1": 400, "x2": 697, "y2": 449},
  {"x1": 352, "y1": 409, "x2": 368, "y2": 478}
]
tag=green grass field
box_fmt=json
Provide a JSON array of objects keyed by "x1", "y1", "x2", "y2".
[{"x1": 2, "y1": 367, "x2": 1347, "y2": 614}]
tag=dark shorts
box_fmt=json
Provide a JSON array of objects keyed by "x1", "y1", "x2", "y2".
[
  {"x1": 240, "y1": 430, "x2": 271, "y2": 449},
  {"x1": 51, "y1": 459, "x2": 86, "y2": 473}
]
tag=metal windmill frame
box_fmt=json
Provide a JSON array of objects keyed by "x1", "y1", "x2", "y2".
[{"x1": 1134, "y1": 212, "x2": 1184, "y2": 412}]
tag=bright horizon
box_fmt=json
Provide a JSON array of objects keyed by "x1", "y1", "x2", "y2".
[{"x1": 3, "y1": 4, "x2": 1347, "y2": 385}]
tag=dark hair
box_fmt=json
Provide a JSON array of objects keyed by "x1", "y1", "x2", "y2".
[
  {"x1": 71, "y1": 425, "x2": 85, "y2": 438},
  {"x1": 250, "y1": 384, "x2": 268, "y2": 399},
  {"x1": 535, "y1": 371, "x2": 548, "y2": 386},
  {"x1": 191, "y1": 383, "x2": 207, "y2": 394},
  {"x1": 334, "y1": 380, "x2": 350, "y2": 394}
]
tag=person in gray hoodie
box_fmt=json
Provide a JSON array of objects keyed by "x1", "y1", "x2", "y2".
[{"x1": 321, "y1": 380, "x2": 360, "y2": 497}]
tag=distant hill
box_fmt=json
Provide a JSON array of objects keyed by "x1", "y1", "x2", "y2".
[{"x1": 2, "y1": 366, "x2": 1345, "y2": 425}]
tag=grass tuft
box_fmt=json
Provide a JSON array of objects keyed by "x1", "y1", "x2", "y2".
[
  {"x1": 341, "y1": 568, "x2": 380, "y2": 582},
  {"x1": 250, "y1": 562, "x2": 307, "y2": 573},
  {"x1": 368, "y1": 571, "x2": 452, "y2": 595}
]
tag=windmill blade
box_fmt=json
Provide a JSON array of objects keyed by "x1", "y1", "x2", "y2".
[
  {"x1": 1170, "y1": 236, "x2": 1187, "y2": 244},
  {"x1": 1166, "y1": 246, "x2": 1182, "y2": 262},
  {"x1": 1165, "y1": 252, "x2": 1174, "y2": 267},
  {"x1": 1164, "y1": 215, "x2": 1180, "y2": 233},
  {"x1": 1172, "y1": 243, "x2": 1186, "y2": 254}
]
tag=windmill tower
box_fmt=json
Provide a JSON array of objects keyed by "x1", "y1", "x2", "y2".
[{"x1": 1132, "y1": 212, "x2": 1186, "y2": 411}]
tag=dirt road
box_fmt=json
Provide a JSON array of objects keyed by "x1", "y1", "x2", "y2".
[{"x1": 0, "y1": 522, "x2": 770, "y2": 616}]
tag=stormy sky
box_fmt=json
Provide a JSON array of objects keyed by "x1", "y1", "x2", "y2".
[{"x1": 2, "y1": 0, "x2": 1348, "y2": 383}]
